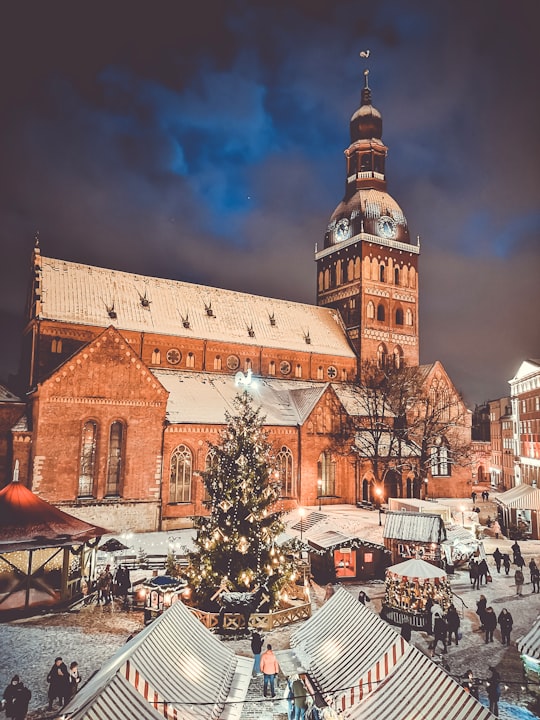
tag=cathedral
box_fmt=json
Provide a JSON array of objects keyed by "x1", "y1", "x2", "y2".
[{"x1": 0, "y1": 70, "x2": 471, "y2": 532}]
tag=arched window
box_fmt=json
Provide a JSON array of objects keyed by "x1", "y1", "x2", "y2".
[
  {"x1": 203, "y1": 450, "x2": 216, "y2": 502},
  {"x1": 431, "y1": 441, "x2": 451, "y2": 476},
  {"x1": 151, "y1": 348, "x2": 161, "y2": 364},
  {"x1": 245, "y1": 358, "x2": 252, "y2": 371},
  {"x1": 377, "y1": 304, "x2": 385, "y2": 322},
  {"x1": 336, "y1": 260, "x2": 342, "y2": 285},
  {"x1": 317, "y1": 366, "x2": 324, "y2": 380},
  {"x1": 213, "y1": 355, "x2": 222, "y2": 370},
  {"x1": 106, "y1": 421, "x2": 124, "y2": 496},
  {"x1": 323, "y1": 269, "x2": 330, "y2": 290},
  {"x1": 395, "y1": 308, "x2": 404, "y2": 325},
  {"x1": 295, "y1": 364, "x2": 302, "y2": 378},
  {"x1": 318, "y1": 451, "x2": 336, "y2": 496},
  {"x1": 186, "y1": 352, "x2": 195, "y2": 368},
  {"x1": 379, "y1": 264, "x2": 386, "y2": 283},
  {"x1": 341, "y1": 368, "x2": 348, "y2": 381},
  {"x1": 377, "y1": 344, "x2": 388, "y2": 368},
  {"x1": 348, "y1": 259, "x2": 354, "y2": 281},
  {"x1": 277, "y1": 446, "x2": 294, "y2": 497},
  {"x1": 170, "y1": 445, "x2": 192, "y2": 503},
  {"x1": 318, "y1": 271, "x2": 324, "y2": 292},
  {"x1": 394, "y1": 267, "x2": 400, "y2": 285},
  {"x1": 367, "y1": 301, "x2": 375, "y2": 319},
  {"x1": 78, "y1": 421, "x2": 97, "y2": 497},
  {"x1": 51, "y1": 338, "x2": 63, "y2": 354},
  {"x1": 406, "y1": 309, "x2": 413, "y2": 326},
  {"x1": 393, "y1": 346, "x2": 403, "y2": 369},
  {"x1": 269, "y1": 360, "x2": 276, "y2": 376},
  {"x1": 409, "y1": 267, "x2": 416, "y2": 288}
]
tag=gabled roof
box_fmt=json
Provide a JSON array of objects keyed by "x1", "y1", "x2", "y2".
[
  {"x1": 152, "y1": 370, "x2": 331, "y2": 426},
  {"x1": 510, "y1": 359, "x2": 540, "y2": 384},
  {"x1": 495, "y1": 484, "x2": 540, "y2": 510},
  {"x1": 62, "y1": 596, "x2": 252, "y2": 720},
  {"x1": 383, "y1": 511, "x2": 447, "y2": 543},
  {"x1": 386, "y1": 557, "x2": 447, "y2": 580},
  {"x1": 0, "y1": 481, "x2": 108, "y2": 552},
  {"x1": 36, "y1": 254, "x2": 355, "y2": 359},
  {"x1": 290, "y1": 587, "x2": 491, "y2": 720},
  {"x1": 0, "y1": 383, "x2": 22, "y2": 402}
]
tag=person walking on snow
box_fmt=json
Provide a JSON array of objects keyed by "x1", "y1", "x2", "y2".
[
  {"x1": 492, "y1": 548, "x2": 502, "y2": 573},
  {"x1": 502, "y1": 553, "x2": 511, "y2": 575},
  {"x1": 3, "y1": 675, "x2": 31, "y2": 720},
  {"x1": 445, "y1": 604, "x2": 460, "y2": 646},
  {"x1": 260, "y1": 644, "x2": 280, "y2": 698},
  {"x1": 484, "y1": 606, "x2": 497, "y2": 643},
  {"x1": 251, "y1": 631, "x2": 264, "y2": 676},
  {"x1": 531, "y1": 564, "x2": 540, "y2": 593},
  {"x1": 515, "y1": 568, "x2": 525, "y2": 596},
  {"x1": 498, "y1": 608, "x2": 513, "y2": 646}
]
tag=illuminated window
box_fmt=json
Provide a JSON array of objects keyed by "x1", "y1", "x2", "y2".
[
  {"x1": 245, "y1": 358, "x2": 252, "y2": 371},
  {"x1": 406, "y1": 309, "x2": 413, "y2": 325},
  {"x1": 214, "y1": 355, "x2": 222, "y2": 370},
  {"x1": 277, "y1": 446, "x2": 294, "y2": 496},
  {"x1": 318, "y1": 451, "x2": 336, "y2": 496},
  {"x1": 367, "y1": 301, "x2": 375, "y2": 319},
  {"x1": 151, "y1": 348, "x2": 161, "y2": 364},
  {"x1": 341, "y1": 368, "x2": 348, "y2": 381},
  {"x1": 186, "y1": 352, "x2": 195, "y2": 368},
  {"x1": 106, "y1": 421, "x2": 124, "y2": 496},
  {"x1": 295, "y1": 364, "x2": 302, "y2": 378},
  {"x1": 170, "y1": 445, "x2": 192, "y2": 503},
  {"x1": 377, "y1": 343, "x2": 388, "y2": 368},
  {"x1": 268, "y1": 360, "x2": 276, "y2": 376},
  {"x1": 51, "y1": 338, "x2": 63, "y2": 354},
  {"x1": 431, "y1": 442, "x2": 451, "y2": 476},
  {"x1": 317, "y1": 366, "x2": 324, "y2": 380},
  {"x1": 78, "y1": 421, "x2": 97, "y2": 497}
]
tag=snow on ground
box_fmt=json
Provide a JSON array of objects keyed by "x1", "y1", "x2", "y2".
[{"x1": 1, "y1": 493, "x2": 540, "y2": 719}]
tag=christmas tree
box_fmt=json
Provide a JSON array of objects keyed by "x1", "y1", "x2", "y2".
[{"x1": 185, "y1": 391, "x2": 291, "y2": 610}]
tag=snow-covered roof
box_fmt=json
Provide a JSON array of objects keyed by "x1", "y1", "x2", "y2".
[
  {"x1": 518, "y1": 615, "x2": 540, "y2": 660},
  {"x1": 37, "y1": 255, "x2": 355, "y2": 358},
  {"x1": 0, "y1": 383, "x2": 21, "y2": 402},
  {"x1": 386, "y1": 557, "x2": 447, "y2": 580},
  {"x1": 383, "y1": 511, "x2": 447, "y2": 543},
  {"x1": 495, "y1": 484, "x2": 540, "y2": 510},
  {"x1": 62, "y1": 597, "x2": 252, "y2": 720},
  {"x1": 153, "y1": 370, "x2": 329, "y2": 425},
  {"x1": 283, "y1": 509, "x2": 388, "y2": 553},
  {"x1": 290, "y1": 587, "x2": 491, "y2": 720}
]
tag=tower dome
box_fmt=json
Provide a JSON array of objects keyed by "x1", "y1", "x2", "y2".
[{"x1": 350, "y1": 72, "x2": 382, "y2": 142}]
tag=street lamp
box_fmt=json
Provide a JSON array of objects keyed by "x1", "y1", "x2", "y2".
[
  {"x1": 460, "y1": 505, "x2": 466, "y2": 527},
  {"x1": 317, "y1": 479, "x2": 322, "y2": 511},
  {"x1": 424, "y1": 477, "x2": 429, "y2": 500},
  {"x1": 299, "y1": 507, "x2": 305, "y2": 542},
  {"x1": 375, "y1": 487, "x2": 383, "y2": 526}
]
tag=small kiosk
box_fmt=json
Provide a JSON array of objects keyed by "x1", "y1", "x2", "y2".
[
  {"x1": 383, "y1": 511, "x2": 446, "y2": 566},
  {"x1": 381, "y1": 557, "x2": 452, "y2": 630}
]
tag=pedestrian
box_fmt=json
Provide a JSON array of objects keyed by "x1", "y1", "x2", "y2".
[
  {"x1": 430, "y1": 612, "x2": 448, "y2": 655},
  {"x1": 424, "y1": 596, "x2": 434, "y2": 634},
  {"x1": 97, "y1": 565, "x2": 113, "y2": 604},
  {"x1": 445, "y1": 604, "x2": 460, "y2": 646},
  {"x1": 260, "y1": 644, "x2": 280, "y2": 698},
  {"x1": 498, "y1": 608, "x2": 513, "y2": 646},
  {"x1": 400, "y1": 621, "x2": 412, "y2": 642},
  {"x1": 515, "y1": 568, "x2": 525, "y2": 596},
  {"x1": 492, "y1": 520, "x2": 501, "y2": 539},
  {"x1": 487, "y1": 666, "x2": 501, "y2": 716},
  {"x1": 502, "y1": 553, "x2": 511, "y2": 575},
  {"x1": 285, "y1": 675, "x2": 296, "y2": 720},
  {"x1": 2, "y1": 675, "x2": 31, "y2": 720},
  {"x1": 529, "y1": 559, "x2": 538, "y2": 583},
  {"x1": 251, "y1": 630, "x2": 264, "y2": 676},
  {"x1": 477, "y1": 558, "x2": 489, "y2": 586},
  {"x1": 47, "y1": 657, "x2": 71, "y2": 710},
  {"x1": 476, "y1": 594, "x2": 487, "y2": 631},
  {"x1": 532, "y1": 564, "x2": 540, "y2": 593},
  {"x1": 485, "y1": 490, "x2": 489, "y2": 501},
  {"x1": 515, "y1": 553, "x2": 525, "y2": 570},
  {"x1": 471, "y1": 491, "x2": 477, "y2": 504},
  {"x1": 115, "y1": 566, "x2": 131, "y2": 600},
  {"x1": 461, "y1": 670, "x2": 479, "y2": 700},
  {"x1": 511, "y1": 540, "x2": 521, "y2": 564},
  {"x1": 492, "y1": 548, "x2": 502, "y2": 573},
  {"x1": 469, "y1": 560, "x2": 479, "y2": 590},
  {"x1": 291, "y1": 674, "x2": 308, "y2": 720},
  {"x1": 358, "y1": 590, "x2": 370, "y2": 605},
  {"x1": 68, "y1": 662, "x2": 81, "y2": 698},
  {"x1": 484, "y1": 606, "x2": 497, "y2": 643},
  {"x1": 324, "y1": 583, "x2": 334, "y2": 602}
]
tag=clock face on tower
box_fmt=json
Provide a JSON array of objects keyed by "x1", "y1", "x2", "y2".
[
  {"x1": 335, "y1": 217, "x2": 350, "y2": 242},
  {"x1": 377, "y1": 215, "x2": 397, "y2": 239}
]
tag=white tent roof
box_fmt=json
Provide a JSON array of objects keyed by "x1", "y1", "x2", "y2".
[
  {"x1": 62, "y1": 598, "x2": 252, "y2": 720},
  {"x1": 290, "y1": 587, "x2": 491, "y2": 720},
  {"x1": 383, "y1": 512, "x2": 447, "y2": 544},
  {"x1": 517, "y1": 615, "x2": 540, "y2": 660},
  {"x1": 495, "y1": 484, "x2": 540, "y2": 510},
  {"x1": 386, "y1": 557, "x2": 447, "y2": 581}
]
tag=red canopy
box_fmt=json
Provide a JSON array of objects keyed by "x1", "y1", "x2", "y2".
[{"x1": 0, "y1": 481, "x2": 109, "y2": 552}]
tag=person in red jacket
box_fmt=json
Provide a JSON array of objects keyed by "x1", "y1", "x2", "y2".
[{"x1": 260, "y1": 644, "x2": 280, "y2": 698}]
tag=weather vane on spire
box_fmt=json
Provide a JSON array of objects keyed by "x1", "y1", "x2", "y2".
[{"x1": 359, "y1": 50, "x2": 371, "y2": 87}]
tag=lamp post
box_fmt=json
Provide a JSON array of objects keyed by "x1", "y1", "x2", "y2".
[
  {"x1": 460, "y1": 505, "x2": 466, "y2": 527},
  {"x1": 317, "y1": 479, "x2": 322, "y2": 511},
  {"x1": 424, "y1": 477, "x2": 429, "y2": 500},
  {"x1": 375, "y1": 487, "x2": 383, "y2": 526},
  {"x1": 299, "y1": 507, "x2": 305, "y2": 542}
]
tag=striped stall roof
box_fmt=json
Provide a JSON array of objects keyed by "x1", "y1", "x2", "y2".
[
  {"x1": 290, "y1": 587, "x2": 493, "y2": 720},
  {"x1": 517, "y1": 615, "x2": 540, "y2": 660},
  {"x1": 383, "y1": 512, "x2": 447, "y2": 543},
  {"x1": 495, "y1": 484, "x2": 540, "y2": 510},
  {"x1": 67, "y1": 674, "x2": 165, "y2": 720},
  {"x1": 62, "y1": 599, "x2": 250, "y2": 720}
]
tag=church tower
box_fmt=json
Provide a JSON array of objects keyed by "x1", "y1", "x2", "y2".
[{"x1": 316, "y1": 68, "x2": 420, "y2": 373}]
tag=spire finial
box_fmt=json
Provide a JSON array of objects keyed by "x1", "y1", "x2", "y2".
[{"x1": 34, "y1": 230, "x2": 40, "y2": 248}]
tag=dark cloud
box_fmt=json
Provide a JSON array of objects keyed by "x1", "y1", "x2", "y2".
[{"x1": 0, "y1": 0, "x2": 539, "y2": 405}]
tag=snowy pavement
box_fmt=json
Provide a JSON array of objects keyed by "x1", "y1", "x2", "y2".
[{"x1": 1, "y1": 496, "x2": 540, "y2": 719}]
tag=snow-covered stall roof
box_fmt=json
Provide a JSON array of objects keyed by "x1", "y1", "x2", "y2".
[
  {"x1": 152, "y1": 370, "x2": 329, "y2": 426},
  {"x1": 290, "y1": 587, "x2": 492, "y2": 720},
  {"x1": 62, "y1": 597, "x2": 252, "y2": 720},
  {"x1": 517, "y1": 615, "x2": 540, "y2": 660},
  {"x1": 387, "y1": 498, "x2": 453, "y2": 525},
  {"x1": 284, "y1": 510, "x2": 388, "y2": 553},
  {"x1": 386, "y1": 557, "x2": 446, "y2": 581},
  {"x1": 383, "y1": 511, "x2": 447, "y2": 544},
  {"x1": 495, "y1": 484, "x2": 540, "y2": 510}
]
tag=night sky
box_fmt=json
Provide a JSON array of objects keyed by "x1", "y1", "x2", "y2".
[{"x1": 1, "y1": 1, "x2": 539, "y2": 405}]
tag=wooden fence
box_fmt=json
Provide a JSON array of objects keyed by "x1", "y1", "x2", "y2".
[{"x1": 187, "y1": 600, "x2": 312, "y2": 632}]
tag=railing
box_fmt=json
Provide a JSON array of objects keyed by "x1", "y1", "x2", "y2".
[{"x1": 187, "y1": 600, "x2": 312, "y2": 632}]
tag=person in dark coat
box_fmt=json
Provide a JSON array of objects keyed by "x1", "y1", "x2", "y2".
[
  {"x1": 477, "y1": 559, "x2": 489, "y2": 586},
  {"x1": 498, "y1": 608, "x2": 513, "y2": 646},
  {"x1": 511, "y1": 541, "x2": 521, "y2": 564},
  {"x1": 469, "y1": 560, "x2": 479, "y2": 590},
  {"x1": 445, "y1": 604, "x2": 460, "y2": 646},
  {"x1": 531, "y1": 564, "x2": 540, "y2": 593},
  {"x1": 515, "y1": 553, "x2": 525, "y2": 570},
  {"x1": 251, "y1": 631, "x2": 264, "y2": 676},
  {"x1": 484, "y1": 606, "x2": 497, "y2": 643},
  {"x1": 400, "y1": 621, "x2": 412, "y2": 642},
  {"x1": 476, "y1": 594, "x2": 487, "y2": 631},
  {"x1": 3, "y1": 676, "x2": 31, "y2": 720},
  {"x1": 47, "y1": 657, "x2": 71, "y2": 710},
  {"x1": 502, "y1": 553, "x2": 511, "y2": 575},
  {"x1": 424, "y1": 596, "x2": 434, "y2": 634},
  {"x1": 492, "y1": 548, "x2": 502, "y2": 573},
  {"x1": 461, "y1": 669, "x2": 479, "y2": 700},
  {"x1": 358, "y1": 590, "x2": 370, "y2": 605},
  {"x1": 487, "y1": 666, "x2": 501, "y2": 716},
  {"x1": 431, "y1": 613, "x2": 448, "y2": 654}
]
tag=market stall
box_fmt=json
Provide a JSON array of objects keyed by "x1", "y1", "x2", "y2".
[
  {"x1": 383, "y1": 511, "x2": 446, "y2": 566},
  {"x1": 495, "y1": 484, "x2": 540, "y2": 539},
  {"x1": 518, "y1": 616, "x2": 540, "y2": 697},
  {"x1": 381, "y1": 557, "x2": 452, "y2": 630}
]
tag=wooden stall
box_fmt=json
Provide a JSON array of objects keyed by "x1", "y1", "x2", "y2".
[{"x1": 383, "y1": 511, "x2": 447, "y2": 567}]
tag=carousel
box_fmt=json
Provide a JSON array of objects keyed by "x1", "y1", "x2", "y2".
[{"x1": 380, "y1": 557, "x2": 452, "y2": 631}]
